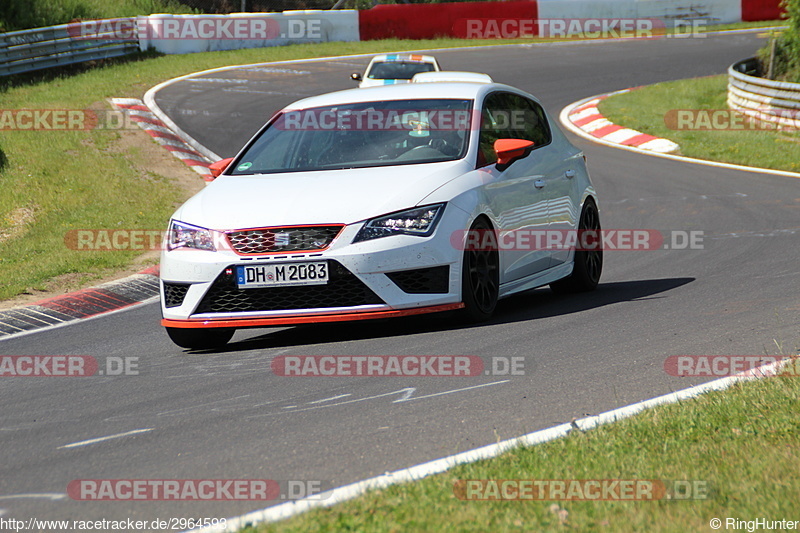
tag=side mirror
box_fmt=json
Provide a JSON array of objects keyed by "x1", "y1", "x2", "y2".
[
  {"x1": 209, "y1": 157, "x2": 234, "y2": 178},
  {"x1": 494, "y1": 139, "x2": 535, "y2": 168},
  {"x1": 351, "y1": 72, "x2": 362, "y2": 82}
]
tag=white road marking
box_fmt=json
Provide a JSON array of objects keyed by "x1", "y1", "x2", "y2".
[
  {"x1": 393, "y1": 380, "x2": 509, "y2": 402},
  {"x1": 392, "y1": 388, "x2": 416, "y2": 402},
  {"x1": 155, "y1": 395, "x2": 251, "y2": 417},
  {"x1": 57, "y1": 428, "x2": 154, "y2": 449},
  {"x1": 249, "y1": 388, "x2": 415, "y2": 417},
  {"x1": 248, "y1": 381, "x2": 509, "y2": 417},
  {"x1": 240, "y1": 67, "x2": 311, "y2": 74},
  {"x1": 0, "y1": 493, "x2": 66, "y2": 501},
  {"x1": 188, "y1": 78, "x2": 248, "y2": 84},
  {"x1": 710, "y1": 228, "x2": 800, "y2": 239},
  {"x1": 307, "y1": 394, "x2": 352, "y2": 404}
]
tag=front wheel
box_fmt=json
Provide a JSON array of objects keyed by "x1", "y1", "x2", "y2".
[
  {"x1": 166, "y1": 327, "x2": 235, "y2": 350},
  {"x1": 460, "y1": 218, "x2": 500, "y2": 323},
  {"x1": 550, "y1": 198, "x2": 602, "y2": 294}
]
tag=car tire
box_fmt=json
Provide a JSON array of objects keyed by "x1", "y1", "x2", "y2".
[
  {"x1": 165, "y1": 327, "x2": 235, "y2": 350},
  {"x1": 460, "y1": 217, "x2": 499, "y2": 323},
  {"x1": 550, "y1": 198, "x2": 602, "y2": 294}
]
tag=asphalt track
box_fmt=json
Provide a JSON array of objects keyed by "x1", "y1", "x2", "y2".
[{"x1": 2, "y1": 32, "x2": 799, "y2": 527}]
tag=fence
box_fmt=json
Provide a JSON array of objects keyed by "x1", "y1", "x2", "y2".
[
  {"x1": 0, "y1": 19, "x2": 140, "y2": 77},
  {"x1": 728, "y1": 58, "x2": 800, "y2": 128},
  {"x1": 0, "y1": 12, "x2": 359, "y2": 76}
]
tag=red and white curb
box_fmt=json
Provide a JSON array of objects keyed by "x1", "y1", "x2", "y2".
[
  {"x1": 0, "y1": 266, "x2": 160, "y2": 340},
  {"x1": 109, "y1": 98, "x2": 214, "y2": 181},
  {"x1": 566, "y1": 92, "x2": 679, "y2": 153},
  {"x1": 561, "y1": 91, "x2": 800, "y2": 179}
]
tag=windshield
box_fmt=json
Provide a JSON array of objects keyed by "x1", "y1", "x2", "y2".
[
  {"x1": 230, "y1": 99, "x2": 472, "y2": 174},
  {"x1": 368, "y1": 61, "x2": 436, "y2": 80}
]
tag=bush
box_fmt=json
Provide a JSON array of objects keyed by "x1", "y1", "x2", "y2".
[{"x1": 758, "y1": 0, "x2": 800, "y2": 81}]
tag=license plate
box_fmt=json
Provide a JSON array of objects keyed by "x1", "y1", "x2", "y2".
[{"x1": 236, "y1": 262, "x2": 329, "y2": 289}]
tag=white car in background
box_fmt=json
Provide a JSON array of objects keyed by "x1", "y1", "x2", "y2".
[
  {"x1": 160, "y1": 74, "x2": 601, "y2": 349},
  {"x1": 351, "y1": 54, "x2": 441, "y2": 88}
]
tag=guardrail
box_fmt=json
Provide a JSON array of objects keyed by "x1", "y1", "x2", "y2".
[
  {"x1": 728, "y1": 57, "x2": 800, "y2": 128},
  {"x1": 0, "y1": 19, "x2": 140, "y2": 77}
]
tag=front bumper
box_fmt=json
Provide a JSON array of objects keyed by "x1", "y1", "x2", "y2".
[{"x1": 160, "y1": 213, "x2": 469, "y2": 328}]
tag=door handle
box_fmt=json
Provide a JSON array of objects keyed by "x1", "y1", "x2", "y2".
[
  {"x1": 534, "y1": 179, "x2": 546, "y2": 189},
  {"x1": 565, "y1": 169, "x2": 576, "y2": 179}
]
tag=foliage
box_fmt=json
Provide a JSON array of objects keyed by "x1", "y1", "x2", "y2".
[
  {"x1": 758, "y1": 0, "x2": 800, "y2": 81},
  {"x1": 0, "y1": 0, "x2": 197, "y2": 32}
]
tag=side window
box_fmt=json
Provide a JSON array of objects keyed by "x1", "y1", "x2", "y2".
[
  {"x1": 477, "y1": 93, "x2": 507, "y2": 167},
  {"x1": 477, "y1": 92, "x2": 552, "y2": 167}
]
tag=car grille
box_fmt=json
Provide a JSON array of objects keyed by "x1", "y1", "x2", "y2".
[
  {"x1": 226, "y1": 225, "x2": 343, "y2": 255},
  {"x1": 194, "y1": 260, "x2": 384, "y2": 314},
  {"x1": 163, "y1": 282, "x2": 190, "y2": 308},
  {"x1": 386, "y1": 266, "x2": 450, "y2": 294}
]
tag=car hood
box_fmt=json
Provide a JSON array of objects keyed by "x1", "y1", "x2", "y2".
[{"x1": 173, "y1": 161, "x2": 469, "y2": 230}]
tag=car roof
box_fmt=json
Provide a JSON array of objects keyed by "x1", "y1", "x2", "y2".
[
  {"x1": 412, "y1": 71, "x2": 493, "y2": 84},
  {"x1": 369, "y1": 53, "x2": 437, "y2": 64},
  {"x1": 283, "y1": 82, "x2": 535, "y2": 110}
]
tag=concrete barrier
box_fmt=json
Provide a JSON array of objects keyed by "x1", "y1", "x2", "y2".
[
  {"x1": 138, "y1": 11, "x2": 359, "y2": 54},
  {"x1": 728, "y1": 58, "x2": 800, "y2": 129},
  {"x1": 538, "y1": 0, "x2": 741, "y2": 27}
]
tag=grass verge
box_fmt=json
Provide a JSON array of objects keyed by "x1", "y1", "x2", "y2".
[
  {"x1": 0, "y1": 0, "x2": 196, "y2": 33},
  {"x1": 245, "y1": 365, "x2": 800, "y2": 533},
  {"x1": 598, "y1": 75, "x2": 800, "y2": 173},
  {"x1": 0, "y1": 20, "x2": 786, "y2": 302}
]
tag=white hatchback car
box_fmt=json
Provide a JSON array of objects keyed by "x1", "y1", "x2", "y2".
[
  {"x1": 351, "y1": 54, "x2": 441, "y2": 88},
  {"x1": 160, "y1": 77, "x2": 602, "y2": 349}
]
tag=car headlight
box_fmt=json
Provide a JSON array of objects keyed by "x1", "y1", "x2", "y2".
[
  {"x1": 353, "y1": 203, "x2": 446, "y2": 243},
  {"x1": 167, "y1": 220, "x2": 217, "y2": 251}
]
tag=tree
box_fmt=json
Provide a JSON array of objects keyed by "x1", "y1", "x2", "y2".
[{"x1": 759, "y1": 0, "x2": 800, "y2": 81}]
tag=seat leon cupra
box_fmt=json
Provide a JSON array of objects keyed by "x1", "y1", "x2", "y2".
[{"x1": 160, "y1": 73, "x2": 602, "y2": 349}]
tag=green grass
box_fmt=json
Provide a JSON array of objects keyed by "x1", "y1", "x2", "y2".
[
  {"x1": 0, "y1": 0, "x2": 197, "y2": 32},
  {"x1": 243, "y1": 368, "x2": 800, "y2": 533},
  {"x1": 709, "y1": 20, "x2": 787, "y2": 31},
  {"x1": 599, "y1": 75, "x2": 800, "y2": 173}
]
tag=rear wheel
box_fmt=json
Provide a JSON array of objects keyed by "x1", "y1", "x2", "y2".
[
  {"x1": 166, "y1": 327, "x2": 235, "y2": 350},
  {"x1": 460, "y1": 218, "x2": 499, "y2": 323},
  {"x1": 550, "y1": 198, "x2": 602, "y2": 294}
]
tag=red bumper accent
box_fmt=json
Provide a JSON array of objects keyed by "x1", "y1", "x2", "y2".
[{"x1": 162, "y1": 303, "x2": 465, "y2": 329}]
